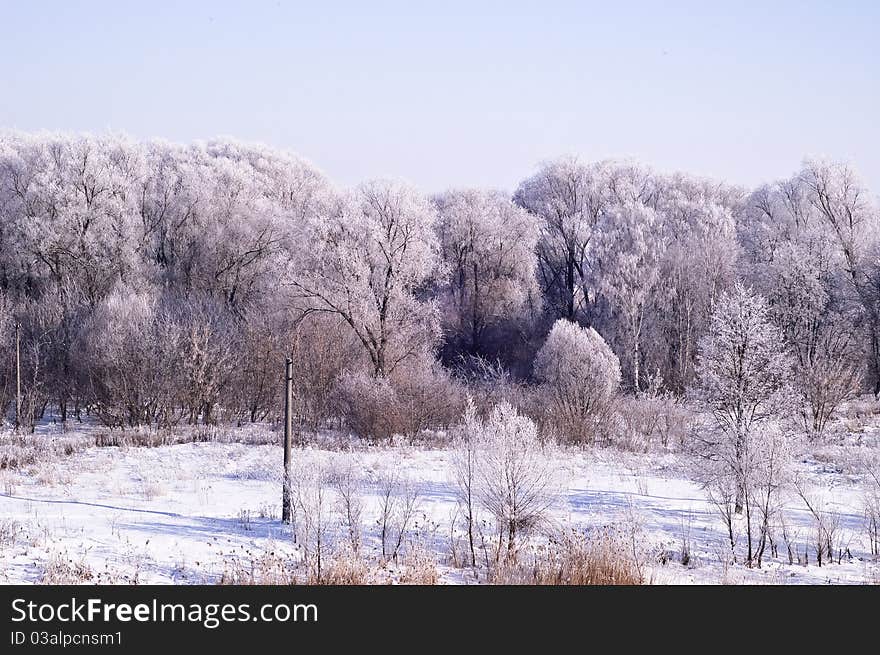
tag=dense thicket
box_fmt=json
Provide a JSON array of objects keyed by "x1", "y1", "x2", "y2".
[{"x1": 1, "y1": 132, "x2": 878, "y2": 439}]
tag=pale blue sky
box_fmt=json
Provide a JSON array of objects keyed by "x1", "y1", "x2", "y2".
[{"x1": 1, "y1": 1, "x2": 878, "y2": 193}]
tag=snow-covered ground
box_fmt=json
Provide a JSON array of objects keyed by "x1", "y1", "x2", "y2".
[{"x1": 1, "y1": 422, "x2": 878, "y2": 585}]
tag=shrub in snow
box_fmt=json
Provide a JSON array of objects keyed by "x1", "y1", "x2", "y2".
[
  {"x1": 290, "y1": 460, "x2": 334, "y2": 582},
  {"x1": 387, "y1": 358, "x2": 466, "y2": 436},
  {"x1": 334, "y1": 371, "x2": 399, "y2": 440},
  {"x1": 334, "y1": 358, "x2": 464, "y2": 440},
  {"x1": 612, "y1": 389, "x2": 691, "y2": 453},
  {"x1": 533, "y1": 319, "x2": 621, "y2": 444}
]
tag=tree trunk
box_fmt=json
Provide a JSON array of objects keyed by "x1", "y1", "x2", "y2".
[
  {"x1": 632, "y1": 343, "x2": 640, "y2": 392},
  {"x1": 466, "y1": 486, "x2": 476, "y2": 568}
]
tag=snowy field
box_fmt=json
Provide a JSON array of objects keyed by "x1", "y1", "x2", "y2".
[{"x1": 1, "y1": 423, "x2": 878, "y2": 585}]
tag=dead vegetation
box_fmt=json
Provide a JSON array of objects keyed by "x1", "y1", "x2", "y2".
[
  {"x1": 218, "y1": 547, "x2": 438, "y2": 586},
  {"x1": 0, "y1": 432, "x2": 89, "y2": 471},
  {"x1": 489, "y1": 529, "x2": 645, "y2": 585}
]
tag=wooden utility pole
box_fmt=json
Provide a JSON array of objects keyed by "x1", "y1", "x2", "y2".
[
  {"x1": 282, "y1": 356, "x2": 293, "y2": 523},
  {"x1": 15, "y1": 322, "x2": 21, "y2": 432}
]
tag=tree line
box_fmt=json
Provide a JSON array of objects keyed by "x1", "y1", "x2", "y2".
[{"x1": 0, "y1": 132, "x2": 877, "y2": 441}]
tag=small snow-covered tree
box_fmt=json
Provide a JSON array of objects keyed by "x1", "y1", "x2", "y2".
[
  {"x1": 864, "y1": 455, "x2": 880, "y2": 557},
  {"x1": 703, "y1": 421, "x2": 791, "y2": 567},
  {"x1": 470, "y1": 402, "x2": 556, "y2": 559},
  {"x1": 747, "y1": 423, "x2": 793, "y2": 567},
  {"x1": 693, "y1": 284, "x2": 793, "y2": 518},
  {"x1": 291, "y1": 460, "x2": 334, "y2": 581},
  {"x1": 450, "y1": 399, "x2": 481, "y2": 568},
  {"x1": 533, "y1": 319, "x2": 621, "y2": 443},
  {"x1": 331, "y1": 459, "x2": 365, "y2": 555},
  {"x1": 375, "y1": 467, "x2": 421, "y2": 562}
]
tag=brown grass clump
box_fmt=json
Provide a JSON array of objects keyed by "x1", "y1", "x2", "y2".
[
  {"x1": 219, "y1": 549, "x2": 385, "y2": 585},
  {"x1": 397, "y1": 547, "x2": 440, "y2": 585},
  {"x1": 312, "y1": 551, "x2": 379, "y2": 585},
  {"x1": 491, "y1": 529, "x2": 645, "y2": 585},
  {"x1": 218, "y1": 547, "x2": 442, "y2": 585}
]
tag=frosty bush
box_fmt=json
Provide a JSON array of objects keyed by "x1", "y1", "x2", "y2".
[
  {"x1": 533, "y1": 319, "x2": 621, "y2": 443},
  {"x1": 451, "y1": 400, "x2": 482, "y2": 568},
  {"x1": 334, "y1": 371, "x2": 399, "y2": 440},
  {"x1": 335, "y1": 359, "x2": 464, "y2": 440},
  {"x1": 376, "y1": 468, "x2": 421, "y2": 562},
  {"x1": 613, "y1": 390, "x2": 691, "y2": 453},
  {"x1": 330, "y1": 460, "x2": 365, "y2": 555},
  {"x1": 387, "y1": 358, "x2": 466, "y2": 437},
  {"x1": 81, "y1": 285, "x2": 177, "y2": 429}
]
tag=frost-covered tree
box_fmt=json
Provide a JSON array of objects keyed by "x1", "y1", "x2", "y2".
[
  {"x1": 797, "y1": 161, "x2": 879, "y2": 393},
  {"x1": 703, "y1": 421, "x2": 792, "y2": 567},
  {"x1": 290, "y1": 180, "x2": 441, "y2": 377},
  {"x1": 591, "y1": 201, "x2": 667, "y2": 391},
  {"x1": 799, "y1": 160, "x2": 877, "y2": 285},
  {"x1": 80, "y1": 284, "x2": 237, "y2": 428},
  {"x1": 80, "y1": 284, "x2": 177, "y2": 428},
  {"x1": 290, "y1": 314, "x2": 365, "y2": 430},
  {"x1": 655, "y1": 179, "x2": 740, "y2": 391},
  {"x1": 168, "y1": 292, "x2": 237, "y2": 425},
  {"x1": 35, "y1": 278, "x2": 91, "y2": 423},
  {"x1": 739, "y1": 172, "x2": 864, "y2": 436},
  {"x1": 291, "y1": 460, "x2": 334, "y2": 581},
  {"x1": 693, "y1": 284, "x2": 793, "y2": 513},
  {"x1": 197, "y1": 140, "x2": 331, "y2": 309},
  {"x1": 434, "y1": 189, "x2": 540, "y2": 355},
  {"x1": 514, "y1": 158, "x2": 611, "y2": 322},
  {"x1": 533, "y1": 319, "x2": 620, "y2": 443},
  {"x1": 0, "y1": 132, "x2": 143, "y2": 302},
  {"x1": 450, "y1": 399, "x2": 481, "y2": 568},
  {"x1": 137, "y1": 139, "x2": 331, "y2": 310}
]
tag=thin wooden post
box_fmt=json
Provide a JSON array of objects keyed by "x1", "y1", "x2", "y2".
[
  {"x1": 15, "y1": 322, "x2": 21, "y2": 432},
  {"x1": 282, "y1": 356, "x2": 293, "y2": 523}
]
